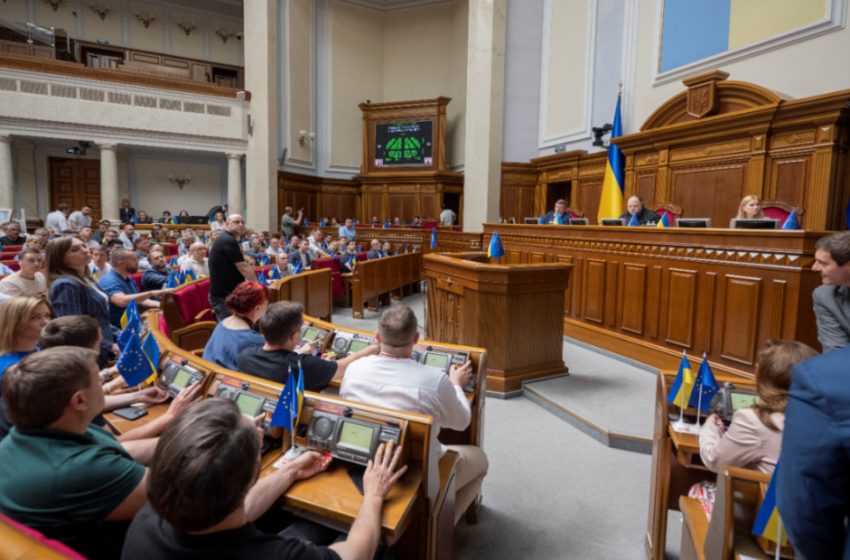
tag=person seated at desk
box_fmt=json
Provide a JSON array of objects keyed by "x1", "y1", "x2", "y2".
[
  {"x1": 142, "y1": 251, "x2": 171, "y2": 292},
  {"x1": 730, "y1": 195, "x2": 765, "y2": 228},
  {"x1": 89, "y1": 245, "x2": 114, "y2": 280},
  {"x1": 307, "y1": 229, "x2": 328, "y2": 260},
  {"x1": 700, "y1": 339, "x2": 817, "y2": 475},
  {"x1": 274, "y1": 252, "x2": 296, "y2": 278},
  {"x1": 122, "y1": 398, "x2": 406, "y2": 560},
  {"x1": 0, "y1": 222, "x2": 26, "y2": 246},
  {"x1": 382, "y1": 241, "x2": 392, "y2": 257},
  {"x1": 134, "y1": 237, "x2": 152, "y2": 271},
  {"x1": 0, "y1": 248, "x2": 46, "y2": 298},
  {"x1": 97, "y1": 248, "x2": 164, "y2": 330},
  {"x1": 136, "y1": 211, "x2": 152, "y2": 225},
  {"x1": 203, "y1": 281, "x2": 268, "y2": 371},
  {"x1": 411, "y1": 216, "x2": 423, "y2": 228},
  {"x1": 181, "y1": 242, "x2": 210, "y2": 278},
  {"x1": 118, "y1": 223, "x2": 137, "y2": 250},
  {"x1": 367, "y1": 239, "x2": 383, "y2": 260},
  {"x1": 369, "y1": 215, "x2": 381, "y2": 225},
  {"x1": 619, "y1": 195, "x2": 661, "y2": 226},
  {"x1": 340, "y1": 304, "x2": 489, "y2": 524},
  {"x1": 289, "y1": 239, "x2": 313, "y2": 271},
  {"x1": 0, "y1": 348, "x2": 156, "y2": 560},
  {"x1": 338, "y1": 218, "x2": 357, "y2": 243},
  {"x1": 0, "y1": 296, "x2": 50, "y2": 391},
  {"x1": 811, "y1": 231, "x2": 850, "y2": 352},
  {"x1": 266, "y1": 236, "x2": 283, "y2": 255},
  {"x1": 237, "y1": 301, "x2": 377, "y2": 391},
  {"x1": 177, "y1": 231, "x2": 195, "y2": 258},
  {"x1": 91, "y1": 220, "x2": 110, "y2": 244},
  {"x1": 194, "y1": 227, "x2": 208, "y2": 246},
  {"x1": 287, "y1": 234, "x2": 301, "y2": 254},
  {"x1": 541, "y1": 199, "x2": 572, "y2": 225},
  {"x1": 340, "y1": 240, "x2": 358, "y2": 273}
]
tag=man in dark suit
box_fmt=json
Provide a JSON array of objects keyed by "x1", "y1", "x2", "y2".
[
  {"x1": 777, "y1": 345, "x2": 850, "y2": 560},
  {"x1": 541, "y1": 199, "x2": 572, "y2": 225},
  {"x1": 619, "y1": 195, "x2": 661, "y2": 225},
  {"x1": 367, "y1": 239, "x2": 383, "y2": 260}
]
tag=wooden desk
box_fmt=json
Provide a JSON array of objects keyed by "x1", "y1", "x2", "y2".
[
  {"x1": 483, "y1": 223, "x2": 828, "y2": 379},
  {"x1": 103, "y1": 402, "x2": 169, "y2": 435}
]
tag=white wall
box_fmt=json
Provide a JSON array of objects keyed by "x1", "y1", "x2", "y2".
[{"x1": 131, "y1": 152, "x2": 226, "y2": 217}]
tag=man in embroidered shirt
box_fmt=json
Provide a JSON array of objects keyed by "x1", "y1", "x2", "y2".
[{"x1": 340, "y1": 304, "x2": 489, "y2": 524}]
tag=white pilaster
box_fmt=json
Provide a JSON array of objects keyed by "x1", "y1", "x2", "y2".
[
  {"x1": 463, "y1": 0, "x2": 507, "y2": 233},
  {"x1": 13, "y1": 140, "x2": 37, "y2": 217},
  {"x1": 97, "y1": 143, "x2": 120, "y2": 223},
  {"x1": 0, "y1": 135, "x2": 15, "y2": 210},
  {"x1": 226, "y1": 153, "x2": 243, "y2": 216},
  {"x1": 117, "y1": 149, "x2": 130, "y2": 210}
]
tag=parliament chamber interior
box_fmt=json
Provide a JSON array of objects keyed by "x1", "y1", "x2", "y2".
[{"x1": 1, "y1": 0, "x2": 850, "y2": 559}]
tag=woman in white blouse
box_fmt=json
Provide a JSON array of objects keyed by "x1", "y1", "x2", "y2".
[{"x1": 210, "y1": 211, "x2": 227, "y2": 233}]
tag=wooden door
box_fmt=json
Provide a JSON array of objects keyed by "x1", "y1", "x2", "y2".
[{"x1": 49, "y1": 158, "x2": 102, "y2": 223}]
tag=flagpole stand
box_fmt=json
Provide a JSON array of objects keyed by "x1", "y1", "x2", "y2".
[
  {"x1": 282, "y1": 445, "x2": 304, "y2": 461},
  {"x1": 670, "y1": 418, "x2": 701, "y2": 434}
]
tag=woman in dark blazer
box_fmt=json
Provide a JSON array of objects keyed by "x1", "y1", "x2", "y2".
[
  {"x1": 120, "y1": 198, "x2": 135, "y2": 224},
  {"x1": 45, "y1": 236, "x2": 117, "y2": 366}
]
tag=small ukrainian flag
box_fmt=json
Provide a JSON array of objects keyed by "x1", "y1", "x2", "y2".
[
  {"x1": 752, "y1": 463, "x2": 788, "y2": 546},
  {"x1": 657, "y1": 213, "x2": 671, "y2": 228},
  {"x1": 666, "y1": 352, "x2": 695, "y2": 408}
]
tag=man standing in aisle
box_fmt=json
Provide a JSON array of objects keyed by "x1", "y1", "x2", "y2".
[
  {"x1": 69, "y1": 205, "x2": 92, "y2": 232},
  {"x1": 45, "y1": 204, "x2": 74, "y2": 236},
  {"x1": 440, "y1": 204, "x2": 456, "y2": 226},
  {"x1": 280, "y1": 206, "x2": 303, "y2": 241},
  {"x1": 209, "y1": 214, "x2": 257, "y2": 321}
]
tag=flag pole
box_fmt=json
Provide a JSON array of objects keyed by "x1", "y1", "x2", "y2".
[{"x1": 775, "y1": 518, "x2": 782, "y2": 560}]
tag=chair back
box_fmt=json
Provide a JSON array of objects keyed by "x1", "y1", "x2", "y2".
[
  {"x1": 650, "y1": 202, "x2": 683, "y2": 226},
  {"x1": 130, "y1": 273, "x2": 143, "y2": 291},
  {"x1": 565, "y1": 207, "x2": 585, "y2": 219},
  {"x1": 161, "y1": 277, "x2": 212, "y2": 334},
  {"x1": 762, "y1": 200, "x2": 804, "y2": 226},
  {"x1": 165, "y1": 243, "x2": 179, "y2": 256},
  {"x1": 0, "y1": 260, "x2": 20, "y2": 272},
  {"x1": 314, "y1": 257, "x2": 344, "y2": 299}
]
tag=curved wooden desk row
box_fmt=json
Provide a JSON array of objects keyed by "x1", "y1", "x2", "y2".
[
  {"x1": 103, "y1": 310, "x2": 487, "y2": 560},
  {"x1": 350, "y1": 251, "x2": 423, "y2": 319},
  {"x1": 644, "y1": 370, "x2": 792, "y2": 560}
]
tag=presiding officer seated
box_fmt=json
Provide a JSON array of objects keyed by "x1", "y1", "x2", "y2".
[
  {"x1": 122, "y1": 398, "x2": 407, "y2": 560},
  {"x1": 541, "y1": 199, "x2": 572, "y2": 225},
  {"x1": 237, "y1": 301, "x2": 378, "y2": 391},
  {"x1": 341, "y1": 304, "x2": 489, "y2": 524},
  {"x1": 620, "y1": 195, "x2": 661, "y2": 225},
  {"x1": 0, "y1": 348, "x2": 156, "y2": 560}
]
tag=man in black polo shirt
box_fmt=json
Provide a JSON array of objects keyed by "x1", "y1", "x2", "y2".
[
  {"x1": 237, "y1": 302, "x2": 377, "y2": 391},
  {"x1": 619, "y1": 195, "x2": 662, "y2": 226},
  {"x1": 209, "y1": 214, "x2": 257, "y2": 321},
  {"x1": 122, "y1": 398, "x2": 406, "y2": 560}
]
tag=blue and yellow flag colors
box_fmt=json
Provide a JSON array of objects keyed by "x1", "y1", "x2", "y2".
[
  {"x1": 752, "y1": 463, "x2": 788, "y2": 546},
  {"x1": 320, "y1": 218, "x2": 326, "y2": 227},
  {"x1": 295, "y1": 362, "x2": 305, "y2": 425},
  {"x1": 256, "y1": 271, "x2": 269, "y2": 285},
  {"x1": 207, "y1": 216, "x2": 212, "y2": 225},
  {"x1": 302, "y1": 219, "x2": 308, "y2": 226},
  {"x1": 657, "y1": 213, "x2": 671, "y2": 228},
  {"x1": 488, "y1": 232, "x2": 505, "y2": 259},
  {"x1": 117, "y1": 318, "x2": 140, "y2": 352},
  {"x1": 141, "y1": 332, "x2": 160, "y2": 384},
  {"x1": 394, "y1": 249, "x2": 398, "y2": 256},
  {"x1": 498, "y1": 214, "x2": 503, "y2": 224},
  {"x1": 351, "y1": 254, "x2": 358, "y2": 267},
  {"x1": 292, "y1": 260, "x2": 303, "y2": 275},
  {"x1": 92, "y1": 268, "x2": 99, "y2": 280},
  {"x1": 171, "y1": 217, "x2": 178, "y2": 225},
  {"x1": 184, "y1": 269, "x2": 197, "y2": 283},
  {"x1": 284, "y1": 244, "x2": 290, "y2": 254},
  {"x1": 270, "y1": 369, "x2": 297, "y2": 431},
  {"x1": 357, "y1": 245, "x2": 362, "y2": 252},
  {"x1": 116, "y1": 332, "x2": 154, "y2": 387},
  {"x1": 130, "y1": 215, "x2": 138, "y2": 224},
  {"x1": 597, "y1": 94, "x2": 625, "y2": 222},
  {"x1": 666, "y1": 352, "x2": 696, "y2": 408},
  {"x1": 431, "y1": 228, "x2": 437, "y2": 248},
  {"x1": 384, "y1": 220, "x2": 390, "y2": 229},
  {"x1": 628, "y1": 212, "x2": 640, "y2": 227},
  {"x1": 402, "y1": 220, "x2": 406, "y2": 226},
  {"x1": 403, "y1": 247, "x2": 408, "y2": 254},
  {"x1": 165, "y1": 270, "x2": 179, "y2": 289},
  {"x1": 688, "y1": 353, "x2": 719, "y2": 413},
  {"x1": 413, "y1": 245, "x2": 418, "y2": 252},
  {"x1": 269, "y1": 266, "x2": 281, "y2": 281},
  {"x1": 782, "y1": 212, "x2": 800, "y2": 230},
  {"x1": 538, "y1": 214, "x2": 545, "y2": 225},
  {"x1": 120, "y1": 300, "x2": 140, "y2": 330}
]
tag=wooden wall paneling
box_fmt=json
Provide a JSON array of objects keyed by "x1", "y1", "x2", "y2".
[
  {"x1": 699, "y1": 272, "x2": 717, "y2": 354},
  {"x1": 572, "y1": 257, "x2": 583, "y2": 319},
  {"x1": 647, "y1": 266, "x2": 662, "y2": 339},
  {"x1": 720, "y1": 276, "x2": 762, "y2": 365},
  {"x1": 519, "y1": 188, "x2": 535, "y2": 222},
  {"x1": 507, "y1": 250, "x2": 522, "y2": 265},
  {"x1": 583, "y1": 259, "x2": 606, "y2": 324},
  {"x1": 637, "y1": 174, "x2": 657, "y2": 207},
  {"x1": 665, "y1": 269, "x2": 697, "y2": 349},
  {"x1": 770, "y1": 280, "x2": 786, "y2": 339},
  {"x1": 621, "y1": 264, "x2": 647, "y2": 335},
  {"x1": 402, "y1": 195, "x2": 416, "y2": 223},
  {"x1": 388, "y1": 195, "x2": 404, "y2": 222},
  {"x1": 557, "y1": 255, "x2": 574, "y2": 316},
  {"x1": 606, "y1": 261, "x2": 618, "y2": 328},
  {"x1": 530, "y1": 252, "x2": 546, "y2": 264},
  {"x1": 745, "y1": 132, "x2": 769, "y2": 197},
  {"x1": 579, "y1": 182, "x2": 603, "y2": 225},
  {"x1": 768, "y1": 156, "x2": 809, "y2": 209},
  {"x1": 421, "y1": 193, "x2": 435, "y2": 221},
  {"x1": 502, "y1": 187, "x2": 517, "y2": 221},
  {"x1": 370, "y1": 193, "x2": 383, "y2": 221},
  {"x1": 670, "y1": 164, "x2": 746, "y2": 225}
]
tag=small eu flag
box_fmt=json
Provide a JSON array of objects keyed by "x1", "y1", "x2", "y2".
[
  {"x1": 116, "y1": 333, "x2": 154, "y2": 387},
  {"x1": 688, "y1": 353, "x2": 718, "y2": 413},
  {"x1": 628, "y1": 213, "x2": 640, "y2": 227},
  {"x1": 270, "y1": 369, "x2": 297, "y2": 432},
  {"x1": 431, "y1": 228, "x2": 437, "y2": 248},
  {"x1": 269, "y1": 266, "x2": 281, "y2": 281},
  {"x1": 256, "y1": 271, "x2": 269, "y2": 285},
  {"x1": 782, "y1": 211, "x2": 800, "y2": 230},
  {"x1": 487, "y1": 232, "x2": 505, "y2": 259},
  {"x1": 320, "y1": 219, "x2": 326, "y2": 227},
  {"x1": 292, "y1": 260, "x2": 303, "y2": 275},
  {"x1": 165, "y1": 270, "x2": 179, "y2": 289},
  {"x1": 302, "y1": 219, "x2": 308, "y2": 226}
]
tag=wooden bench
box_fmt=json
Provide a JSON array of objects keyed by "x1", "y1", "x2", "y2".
[
  {"x1": 267, "y1": 268, "x2": 333, "y2": 321},
  {"x1": 351, "y1": 251, "x2": 423, "y2": 319}
]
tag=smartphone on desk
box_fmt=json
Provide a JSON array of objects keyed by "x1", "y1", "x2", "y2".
[{"x1": 112, "y1": 407, "x2": 149, "y2": 421}]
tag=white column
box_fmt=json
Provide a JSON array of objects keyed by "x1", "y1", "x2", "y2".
[
  {"x1": 13, "y1": 140, "x2": 37, "y2": 218},
  {"x1": 0, "y1": 135, "x2": 14, "y2": 210},
  {"x1": 117, "y1": 149, "x2": 130, "y2": 209},
  {"x1": 97, "y1": 143, "x2": 120, "y2": 223},
  {"x1": 243, "y1": 0, "x2": 278, "y2": 231},
  {"x1": 462, "y1": 0, "x2": 507, "y2": 233},
  {"x1": 226, "y1": 153, "x2": 244, "y2": 216}
]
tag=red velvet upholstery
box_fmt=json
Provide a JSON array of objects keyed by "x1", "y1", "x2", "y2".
[
  {"x1": 166, "y1": 244, "x2": 179, "y2": 256},
  {"x1": 763, "y1": 207, "x2": 789, "y2": 222},
  {"x1": 196, "y1": 278, "x2": 210, "y2": 306},
  {"x1": 1, "y1": 249, "x2": 21, "y2": 256},
  {"x1": 422, "y1": 221, "x2": 438, "y2": 229},
  {"x1": 158, "y1": 314, "x2": 171, "y2": 339},
  {"x1": 255, "y1": 266, "x2": 273, "y2": 278},
  {"x1": 657, "y1": 209, "x2": 676, "y2": 226},
  {"x1": 314, "y1": 257, "x2": 344, "y2": 299},
  {"x1": 130, "y1": 273, "x2": 143, "y2": 291},
  {"x1": 173, "y1": 284, "x2": 202, "y2": 324},
  {"x1": 0, "y1": 260, "x2": 20, "y2": 272}
]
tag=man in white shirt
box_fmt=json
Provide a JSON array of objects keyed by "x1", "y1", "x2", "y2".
[
  {"x1": 265, "y1": 237, "x2": 283, "y2": 255},
  {"x1": 181, "y1": 242, "x2": 210, "y2": 278},
  {"x1": 79, "y1": 226, "x2": 99, "y2": 249},
  {"x1": 68, "y1": 205, "x2": 92, "y2": 231},
  {"x1": 134, "y1": 236, "x2": 152, "y2": 271},
  {"x1": 340, "y1": 304, "x2": 488, "y2": 524},
  {"x1": 117, "y1": 223, "x2": 136, "y2": 250},
  {"x1": 0, "y1": 248, "x2": 46, "y2": 297},
  {"x1": 440, "y1": 204, "x2": 456, "y2": 226},
  {"x1": 89, "y1": 245, "x2": 113, "y2": 280},
  {"x1": 307, "y1": 228, "x2": 328, "y2": 261},
  {"x1": 274, "y1": 252, "x2": 295, "y2": 278},
  {"x1": 45, "y1": 203, "x2": 74, "y2": 236}
]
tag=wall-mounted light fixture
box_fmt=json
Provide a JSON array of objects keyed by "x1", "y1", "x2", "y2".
[
  {"x1": 89, "y1": 3, "x2": 110, "y2": 21},
  {"x1": 214, "y1": 27, "x2": 236, "y2": 44},
  {"x1": 176, "y1": 19, "x2": 197, "y2": 37},
  {"x1": 299, "y1": 130, "x2": 316, "y2": 146},
  {"x1": 43, "y1": 0, "x2": 63, "y2": 12},
  {"x1": 135, "y1": 12, "x2": 155, "y2": 28},
  {"x1": 168, "y1": 173, "x2": 192, "y2": 190}
]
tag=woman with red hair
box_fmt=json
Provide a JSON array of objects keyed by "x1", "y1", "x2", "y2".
[{"x1": 202, "y1": 282, "x2": 268, "y2": 370}]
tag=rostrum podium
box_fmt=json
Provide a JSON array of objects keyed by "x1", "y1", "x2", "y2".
[{"x1": 423, "y1": 252, "x2": 574, "y2": 394}]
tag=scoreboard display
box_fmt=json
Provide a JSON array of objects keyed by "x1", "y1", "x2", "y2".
[{"x1": 374, "y1": 121, "x2": 433, "y2": 167}]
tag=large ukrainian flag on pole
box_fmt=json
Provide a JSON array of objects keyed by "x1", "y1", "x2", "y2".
[{"x1": 597, "y1": 94, "x2": 625, "y2": 223}]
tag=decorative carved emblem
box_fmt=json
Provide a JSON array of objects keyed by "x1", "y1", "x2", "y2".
[{"x1": 686, "y1": 82, "x2": 718, "y2": 119}]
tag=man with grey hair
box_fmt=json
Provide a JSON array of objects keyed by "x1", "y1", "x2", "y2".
[
  {"x1": 0, "y1": 222, "x2": 26, "y2": 246},
  {"x1": 180, "y1": 242, "x2": 210, "y2": 278},
  {"x1": 812, "y1": 230, "x2": 850, "y2": 352},
  {"x1": 340, "y1": 304, "x2": 489, "y2": 524}
]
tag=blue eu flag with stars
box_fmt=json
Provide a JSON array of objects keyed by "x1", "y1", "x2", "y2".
[
  {"x1": 270, "y1": 369, "x2": 297, "y2": 432},
  {"x1": 116, "y1": 333, "x2": 154, "y2": 387}
]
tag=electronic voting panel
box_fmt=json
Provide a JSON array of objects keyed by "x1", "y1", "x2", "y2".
[
  {"x1": 330, "y1": 331, "x2": 376, "y2": 358},
  {"x1": 300, "y1": 320, "x2": 330, "y2": 349},
  {"x1": 305, "y1": 401, "x2": 403, "y2": 467},
  {"x1": 213, "y1": 377, "x2": 279, "y2": 436},
  {"x1": 411, "y1": 343, "x2": 475, "y2": 393},
  {"x1": 709, "y1": 382, "x2": 759, "y2": 425},
  {"x1": 159, "y1": 356, "x2": 206, "y2": 398}
]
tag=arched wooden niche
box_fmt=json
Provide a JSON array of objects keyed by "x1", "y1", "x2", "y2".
[{"x1": 613, "y1": 71, "x2": 850, "y2": 230}]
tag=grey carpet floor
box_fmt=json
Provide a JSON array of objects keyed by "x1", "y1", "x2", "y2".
[{"x1": 330, "y1": 297, "x2": 682, "y2": 559}]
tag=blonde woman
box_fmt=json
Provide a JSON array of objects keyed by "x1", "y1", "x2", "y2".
[
  {"x1": 45, "y1": 236, "x2": 117, "y2": 366},
  {"x1": 736, "y1": 195, "x2": 765, "y2": 220},
  {"x1": 210, "y1": 211, "x2": 227, "y2": 233},
  {"x1": 119, "y1": 198, "x2": 135, "y2": 224},
  {"x1": 0, "y1": 296, "x2": 51, "y2": 389}
]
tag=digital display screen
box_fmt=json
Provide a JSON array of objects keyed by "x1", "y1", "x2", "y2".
[
  {"x1": 348, "y1": 340, "x2": 369, "y2": 353},
  {"x1": 731, "y1": 393, "x2": 759, "y2": 410},
  {"x1": 236, "y1": 393, "x2": 261, "y2": 416},
  {"x1": 172, "y1": 369, "x2": 191, "y2": 389},
  {"x1": 339, "y1": 422, "x2": 374, "y2": 453},
  {"x1": 375, "y1": 121, "x2": 433, "y2": 166},
  {"x1": 303, "y1": 328, "x2": 318, "y2": 341},
  {"x1": 425, "y1": 353, "x2": 449, "y2": 370}
]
